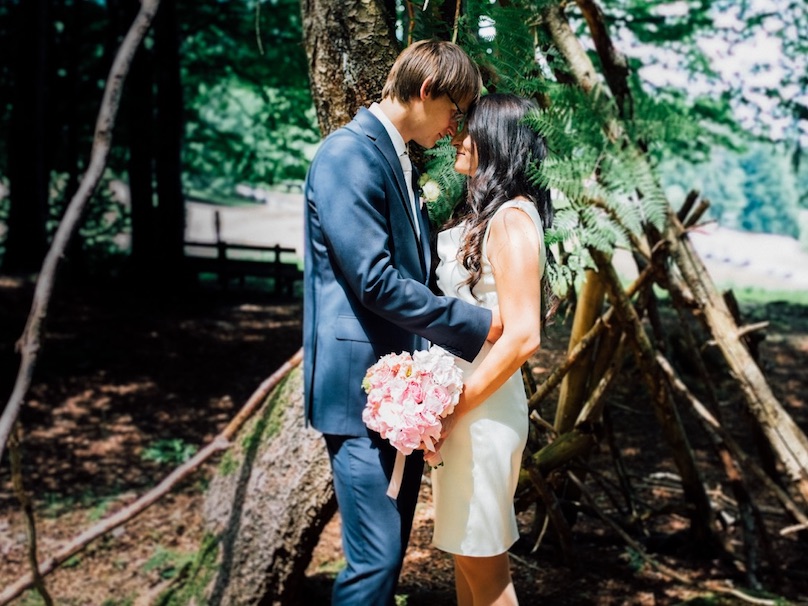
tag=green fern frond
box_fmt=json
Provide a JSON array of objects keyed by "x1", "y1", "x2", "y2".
[
  {"x1": 411, "y1": 0, "x2": 703, "y2": 297},
  {"x1": 421, "y1": 137, "x2": 466, "y2": 226}
]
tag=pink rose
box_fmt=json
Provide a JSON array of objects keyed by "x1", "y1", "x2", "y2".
[{"x1": 361, "y1": 346, "x2": 463, "y2": 457}]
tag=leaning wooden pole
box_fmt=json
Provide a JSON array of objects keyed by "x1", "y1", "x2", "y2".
[
  {"x1": 665, "y1": 211, "x2": 808, "y2": 505},
  {"x1": 589, "y1": 248, "x2": 717, "y2": 543}
]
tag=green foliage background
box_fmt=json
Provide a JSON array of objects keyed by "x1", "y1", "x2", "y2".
[
  {"x1": 179, "y1": 0, "x2": 318, "y2": 198},
  {"x1": 0, "y1": 0, "x2": 806, "y2": 269}
]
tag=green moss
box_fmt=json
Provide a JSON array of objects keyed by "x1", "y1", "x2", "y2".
[
  {"x1": 153, "y1": 533, "x2": 220, "y2": 606},
  {"x1": 143, "y1": 546, "x2": 196, "y2": 580},
  {"x1": 154, "y1": 369, "x2": 306, "y2": 604},
  {"x1": 217, "y1": 450, "x2": 238, "y2": 477},
  {"x1": 240, "y1": 370, "x2": 298, "y2": 452},
  {"x1": 218, "y1": 368, "x2": 301, "y2": 477}
]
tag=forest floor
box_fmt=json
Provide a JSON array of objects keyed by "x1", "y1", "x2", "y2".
[{"x1": 1, "y1": 276, "x2": 808, "y2": 605}]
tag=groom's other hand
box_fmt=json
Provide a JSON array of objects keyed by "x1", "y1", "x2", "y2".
[{"x1": 486, "y1": 306, "x2": 503, "y2": 343}]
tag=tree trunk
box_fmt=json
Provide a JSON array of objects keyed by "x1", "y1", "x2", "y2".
[
  {"x1": 123, "y1": 0, "x2": 157, "y2": 283},
  {"x1": 573, "y1": 0, "x2": 631, "y2": 117},
  {"x1": 301, "y1": 0, "x2": 399, "y2": 136},
  {"x1": 153, "y1": 0, "x2": 186, "y2": 290},
  {"x1": 3, "y1": 0, "x2": 50, "y2": 274},
  {"x1": 60, "y1": 0, "x2": 89, "y2": 282},
  {"x1": 189, "y1": 367, "x2": 336, "y2": 606}
]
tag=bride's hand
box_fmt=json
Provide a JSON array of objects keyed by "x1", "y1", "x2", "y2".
[
  {"x1": 425, "y1": 393, "x2": 468, "y2": 468},
  {"x1": 423, "y1": 449, "x2": 443, "y2": 468},
  {"x1": 486, "y1": 305, "x2": 503, "y2": 343},
  {"x1": 431, "y1": 407, "x2": 462, "y2": 452},
  {"x1": 439, "y1": 410, "x2": 460, "y2": 441}
]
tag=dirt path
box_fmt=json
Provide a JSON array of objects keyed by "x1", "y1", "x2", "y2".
[{"x1": 2, "y1": 204, "x2": 808, "y2": 603}]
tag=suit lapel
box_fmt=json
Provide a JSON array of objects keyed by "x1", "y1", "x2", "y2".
[{"x1": 354, "y1": 109, "x2": 422, "y2": 240}]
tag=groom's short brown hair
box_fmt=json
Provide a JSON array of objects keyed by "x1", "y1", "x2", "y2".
[{"x1": 381, "y1": 39, "x2": 481, "y2": 109}]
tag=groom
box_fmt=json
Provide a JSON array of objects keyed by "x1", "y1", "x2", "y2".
[{"x1": 303, "y1": 40, "x2": 496, "y2": 605}]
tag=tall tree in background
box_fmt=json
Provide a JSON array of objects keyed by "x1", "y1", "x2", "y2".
[
  {"x1": 152, "y1": 0, "x2": 185, "y2": 286},
  {"x1": 301, "y1": 0, "x2": 400, "y2": 135},
  {"x1": 117, "y1": 0, "x2": 185, "y2": 287},
  {"x1": 3, "y1": 0, "x2": 51, "y2": 274},
  {"x1": 119, "y1": 0, "x2": 158, "y2": 282}
]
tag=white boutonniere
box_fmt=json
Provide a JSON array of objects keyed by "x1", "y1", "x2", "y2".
[{"x1": 418, "y1": 173, "x2": 441, "y2": 204}]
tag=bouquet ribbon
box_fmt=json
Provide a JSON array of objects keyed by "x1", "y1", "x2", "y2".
[{"x1": 386, "y1": 451, "x2": 406, "y2": 499}]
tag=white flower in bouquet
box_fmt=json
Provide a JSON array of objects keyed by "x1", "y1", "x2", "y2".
[{"x1": 361, "y1": 346, "x2": 463, "y2": 457}]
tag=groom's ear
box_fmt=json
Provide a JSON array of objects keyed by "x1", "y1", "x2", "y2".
[{"x1": 420, "y1": 78, "x2": 434, "y2": 100}]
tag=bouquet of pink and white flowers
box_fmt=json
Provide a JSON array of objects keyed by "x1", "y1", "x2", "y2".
[{"x1": 361, "y1": 345, "x2": 463, "y2": 462}]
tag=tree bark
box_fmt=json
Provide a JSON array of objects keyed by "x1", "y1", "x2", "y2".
[
  {"x1": 574, "y1": 0, "x2": 632, "y2": 117},
  {"x1": 540, "y1": 2, "x2": 598, "y2": 93},
  {"x1": 123, "y1": 0, "x2": 157, "y2": 282},
  {"x1": 197, "y1": 367, "x2": 336, "y2": 606},
  {"x1": 300, "y1": 0, "x2": 400, "y2": 136}
]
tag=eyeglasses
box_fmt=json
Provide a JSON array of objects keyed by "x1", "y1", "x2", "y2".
[{"x1": 447, "y1": 92, "x2": 466, "y2": 133}]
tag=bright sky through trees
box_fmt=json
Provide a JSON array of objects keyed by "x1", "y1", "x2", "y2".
[{"x1": 623, "y1": 0, "x2": 807, "y2": 144}]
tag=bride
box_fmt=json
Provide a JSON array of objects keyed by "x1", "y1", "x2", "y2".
[{"x1": 429, "y1": 93, "x2": 554, "y2": 606}]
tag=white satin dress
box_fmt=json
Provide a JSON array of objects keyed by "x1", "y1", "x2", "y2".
[{"x1": 431, "y1": 199, "x2": 544, "y2": 557}]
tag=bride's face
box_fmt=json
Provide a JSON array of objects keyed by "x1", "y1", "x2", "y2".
[{"x1": 451, "y1": 129, "x2": 478, "y2": 176}]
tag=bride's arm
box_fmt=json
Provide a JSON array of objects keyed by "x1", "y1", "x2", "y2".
[{"x1": 446, "y1": 207, "x2": 542, "y2": 430}]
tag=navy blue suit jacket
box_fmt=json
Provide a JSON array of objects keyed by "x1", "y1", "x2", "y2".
[{"x1": 303, "y1": 108, "x2": 491, "y2": 436}]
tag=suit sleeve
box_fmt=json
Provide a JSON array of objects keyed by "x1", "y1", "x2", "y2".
[{"x1": 307, "y1": 131, "x2": 490, "y2": 361}]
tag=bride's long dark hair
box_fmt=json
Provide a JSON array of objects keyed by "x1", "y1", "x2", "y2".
[{"x1": 448, "y1": 93, "x2": 554, "y2": 298}]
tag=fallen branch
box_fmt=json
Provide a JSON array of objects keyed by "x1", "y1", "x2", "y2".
[
  {"x1": 780, "y1": 522, "x2": 808, "y2": 536},
  {"x1": 655, "y1": 353, "x2": 775, "y2": 587},
  {"x1": 703, "y1": 321, "x2": 769, "y2": 349},
  {"x1": 525, "y1": 466, "x2": 575, "y2": 565},
  {"x1": 9, "y1": 428, "x2": 54, "y2": 605},
  {"x1": 655, "y1": 353, "x2": 808, "y2": 528},
  {"x1": 566, "y1": 471, "x2": 691, "y2": 584},
  {"x1": 0, "y1": 348, "x2": 303, "y2": 606}
]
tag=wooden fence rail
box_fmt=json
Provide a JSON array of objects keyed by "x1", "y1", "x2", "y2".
[{"x1": 184, "y1": 210, "x2": 303, "y2": 296}]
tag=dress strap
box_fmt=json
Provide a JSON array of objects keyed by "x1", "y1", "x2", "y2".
[{"x1": 482, "y1": 199, "x2": 545, "y2": 266}]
